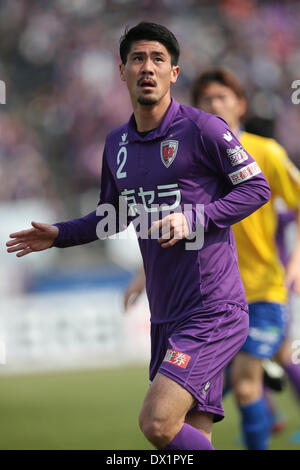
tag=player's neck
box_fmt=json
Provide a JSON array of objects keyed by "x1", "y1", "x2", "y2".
[
  {"x1": 230, "y1": 122, "x2": 241, "y2": 137},
  {"x1": 132, "y1": 95, "x2": 172, "y2": 132}
]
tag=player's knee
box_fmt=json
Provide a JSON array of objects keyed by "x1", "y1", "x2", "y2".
[
  {"x1": 274, "y1": 343, "x2": 292, "y2": 366},
  {"x1": 233, "y1": 379, "x2": 261, "y2": 406},
  {"x1": 139, "y1": 413, "x2": 174, "y2": 448}
]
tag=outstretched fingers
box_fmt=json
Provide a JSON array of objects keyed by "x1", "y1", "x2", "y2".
[
  {"x1": 7, "y1": 242, "x2": 30, "y2": 254},
  {"x1": 6, "y1": 238, "x2": 24, "y2": 248},
  {"x1": 7, "y1": 243, "x2": 21, "y2": 253},
  {"x1": 16, "y1": 247, "x2": 33, "y2": 258}
]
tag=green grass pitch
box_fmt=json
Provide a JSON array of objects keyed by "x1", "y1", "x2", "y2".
[{"x1": 0, "y1": 366, "x2": 299, "y2": 450}]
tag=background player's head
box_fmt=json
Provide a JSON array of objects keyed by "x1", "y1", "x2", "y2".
[
  {"x1": 192, "y1": 68, "x2": 247, "y2": 132},
  {"x1": 119, "y1": 22, "x2": 180, "y2": 107}
]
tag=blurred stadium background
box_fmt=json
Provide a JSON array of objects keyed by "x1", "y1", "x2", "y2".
[{"x1": 0, "y1": 0, "x2": 300, "y2": 449}]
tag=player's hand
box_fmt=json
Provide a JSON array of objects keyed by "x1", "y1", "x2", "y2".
[
  {"x1": 148, "y1": 212, "x2": 189, "y2": 248},
  {"x1": 123, "y1": 267, "x2": 146, "y2": 311},
  {"x1": 6, "y1": 221, "x2": 59, "y2": 257}
]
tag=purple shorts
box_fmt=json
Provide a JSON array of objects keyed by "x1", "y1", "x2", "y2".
[{"x1": 149, "y1": 303, "x2": 249, "y2": 422}]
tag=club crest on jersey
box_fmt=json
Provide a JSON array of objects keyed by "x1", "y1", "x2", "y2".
[{"x1": 160, "y1": 140, "x2": 178, "y2": 168}]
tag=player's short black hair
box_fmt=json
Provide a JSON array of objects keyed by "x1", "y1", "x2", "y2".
[
  {"x1": 119, "y1": 22, "x2": 180, "y2": 66},
  {"x1": 191, "y1": 68, "x2": 247, "y2": 107}
]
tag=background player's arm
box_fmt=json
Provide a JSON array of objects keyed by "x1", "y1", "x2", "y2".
[
  {"x1": 285, "y1": 207, "x2": 300, "y2": 294},
  {"x1": 267, "y1": 141, "x2": 300, "y2": 294},
  {"x1": 123, "y1": 265, "x2": 146, "y2": 310}
]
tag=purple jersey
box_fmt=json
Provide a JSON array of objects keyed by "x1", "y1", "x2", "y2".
[{"x1": 54, "y1": 99, "x2": 270, "y2": 323}]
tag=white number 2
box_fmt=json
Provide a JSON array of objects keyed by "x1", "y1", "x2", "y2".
[{"x1": 116, "y1": 147, "x2": 127, "y2": 179}]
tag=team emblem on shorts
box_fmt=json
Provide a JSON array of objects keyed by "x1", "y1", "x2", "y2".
[
  {"x1": 201, "y1": 381, "x2": 211, "y2": 396},
  {"x1": 160, "y1": 140, "x2": 178, "y2": 168},
  {"x1": 163, "y1": 349, "x2": 191, "y2": 369}
]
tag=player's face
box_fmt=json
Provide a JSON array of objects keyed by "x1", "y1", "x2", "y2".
[
  {"x1": 120, "y1": 40, "x2": 179, "y2": 107},
  {"x1": 196, "y1": 82, "x2": 246, "y2": 130}
]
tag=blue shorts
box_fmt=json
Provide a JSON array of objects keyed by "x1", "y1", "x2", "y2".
[{"x1": 241, "y1": 302, "x2": 287, "y2": 359}]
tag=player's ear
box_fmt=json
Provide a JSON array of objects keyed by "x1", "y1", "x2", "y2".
[
  {"x1": 170, "y1": 65, "x2": 180, "y2": 84},
  {"x1": 119, "y1": 63, "x2": 126, "y2": 82},
  {"x1": 238, "y1": 97, "x2": 247, "y2": 120}
]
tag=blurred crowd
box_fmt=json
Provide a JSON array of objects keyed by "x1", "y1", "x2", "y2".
[{"x1": 0, "y1": 0, "x2": 300, "y2": 211}]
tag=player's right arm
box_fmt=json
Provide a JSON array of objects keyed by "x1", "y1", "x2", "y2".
[
  {"x1": 6, "y1": 144, "x2": 125, "y2": 256},
  {"x1": 6, "y1": 222, "x2": 59, "y2": 257}
]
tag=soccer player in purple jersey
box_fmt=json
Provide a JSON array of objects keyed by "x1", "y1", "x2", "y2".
[
  {"x1": 123, "y1": 67, "x2": 300, "y2": 450},
  {"x1": 6, "y1": 23, "x2": 270, "y2": 450}
]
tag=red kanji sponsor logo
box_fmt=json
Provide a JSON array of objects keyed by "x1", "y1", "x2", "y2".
[
  {"x1": 231, "y1": 174, "x2": 240, "y2": 184},
  {"x1": 247, "y1": 165, "x2": 253, "y2": 175},
  {"x1": 228, "y1": 162, "x2": 261, "y2": 185},
  {"x1": 163, "y1": 349, "x2": 191, "y2": 369},
  {"x1": 239, "y1": 168, "x2": 248, "y2": 179}
]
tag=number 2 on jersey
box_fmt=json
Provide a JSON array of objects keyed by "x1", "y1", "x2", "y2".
[{"x1": 117, "y1": 147, "x2": 127, "y2": 179}]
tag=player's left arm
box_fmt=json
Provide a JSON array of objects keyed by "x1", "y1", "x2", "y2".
[
  {"x1": 198, "y1": 115, "x2": 271, "y2": 231},
  {"x1": 148, "y1": 115, "x2": 271, "y2": 248}
]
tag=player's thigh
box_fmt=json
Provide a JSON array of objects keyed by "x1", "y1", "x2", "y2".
[{"x1": 139, "y1": 372, "x2": 196, "y2": 428}]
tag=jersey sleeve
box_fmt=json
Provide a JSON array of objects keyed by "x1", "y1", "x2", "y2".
[
  {"x1": 53, "y1": 144, "x2": 128, "y2": 248},
  {"x1": 197, "y1": 115, "x2": 271, "y2": 231},
  {"x1": 265, "y1": 139, "x2": 300, "y2": 209}
]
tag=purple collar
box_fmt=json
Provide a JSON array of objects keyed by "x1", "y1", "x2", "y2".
[{"x1": 127, "y1": 98, "x2": 180, "y2": 142}]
